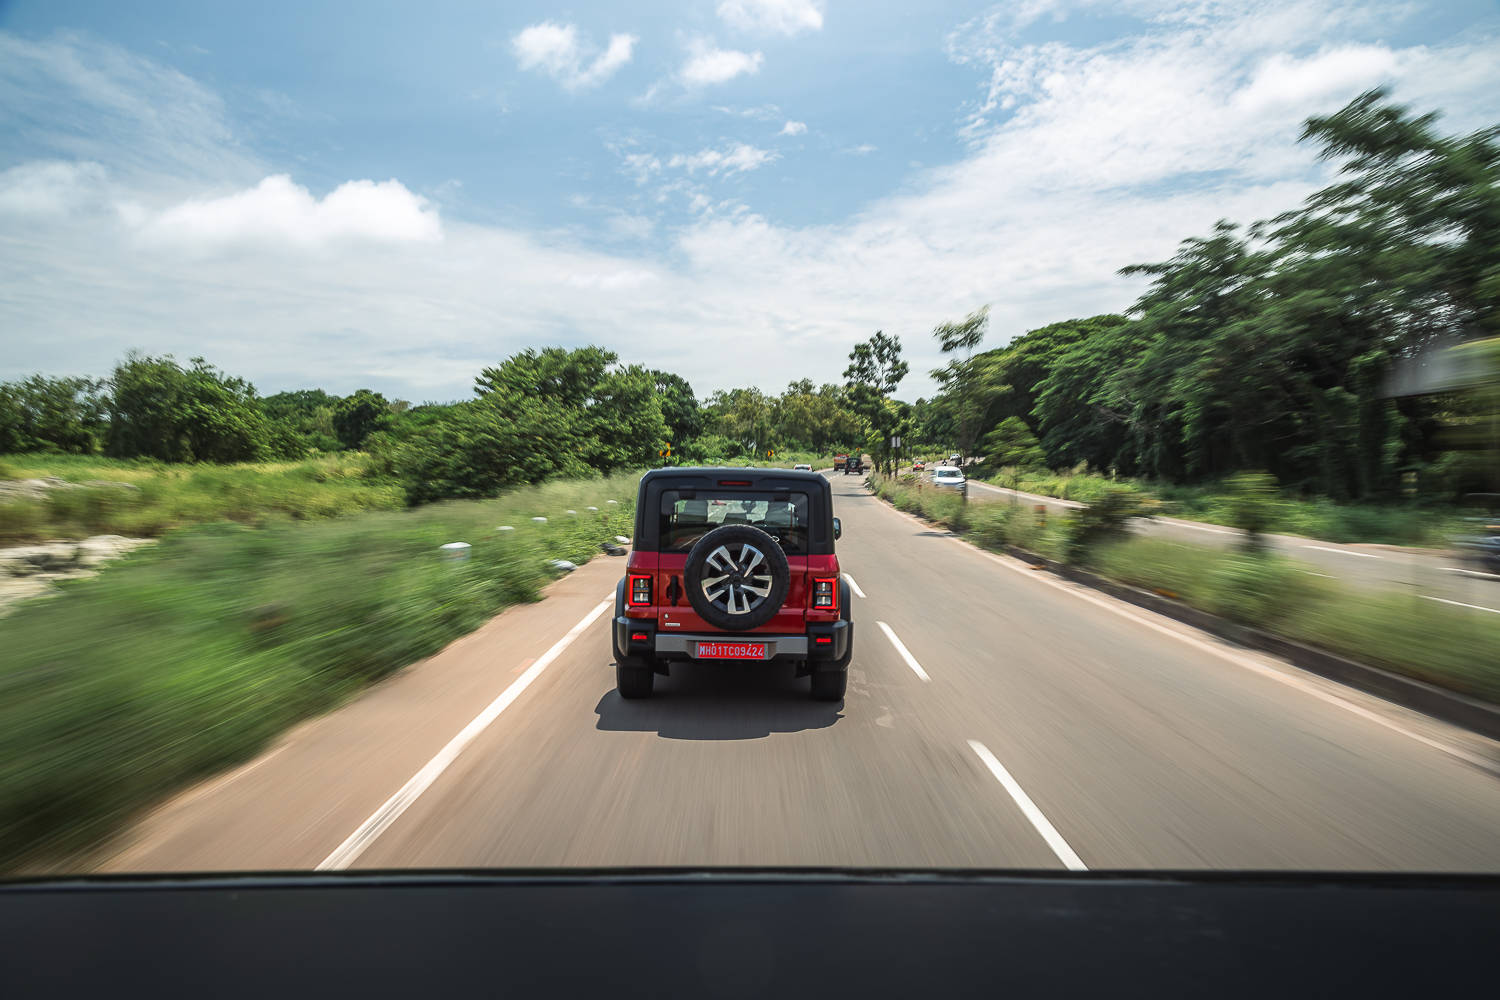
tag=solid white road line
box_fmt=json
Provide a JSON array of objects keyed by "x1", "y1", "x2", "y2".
[
  {"x1": 1302, "y1": 544, "x2": 1381, "y2": 559},
  {"x1": 876, "y1": 621, "x2": 931, "y2": 682},
  {"x1": 1422, "y1": 595, "x2": 1500, "y2": 615},
  {"x1": 868, "y1": 501, "x2": 1499, "y2": 775},
  {"x1": 967, "y1": 740, "x2": 1087, "y2": 871},
  {"x1": 844, "y1": 573, "x2": 867, "y2": 599},
  {"x1": 1443, "y1": 566, "x2": 1500, "y2": 581},
  {"x1": 316, "y1": 599, "x2": 613, "y2": 870}
]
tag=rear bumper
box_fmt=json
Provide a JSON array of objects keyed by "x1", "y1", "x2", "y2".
[{"x1": 613, "y1": 617, "x2": 850, "y2": 664}]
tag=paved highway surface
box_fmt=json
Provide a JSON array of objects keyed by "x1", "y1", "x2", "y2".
[{"x1": 95, "y1": 474, "x2": 1500, "y2": 874}]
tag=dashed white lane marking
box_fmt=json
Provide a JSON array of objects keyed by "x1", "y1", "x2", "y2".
[
  {"x1": 876, "y1": 621, "x2": 931, "y2": 682},
  {"x1": 1302, "y1": 544, "x2": 1381, "y2": 559},
  {"x1": 844, "y1": 573, "x2": 866, "y2": 598},
  {"x1": 316, "y1": 599, "x2": 612, "y2": 870},
  {"x1": 968, "y1": 740, "x2": 1087, "y2": 871},
  {"x1": 1422, "y1": 595, "x2": 1500, "y2": 615}
]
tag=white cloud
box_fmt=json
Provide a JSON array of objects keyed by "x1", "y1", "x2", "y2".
[
  {"x1": 779, "y1": 120, "x2": 807, "y2": 135},
  {"x1": 512, "y1": 22, "x2": 637, "y2": 90},
  {"x1": 714, "y1": 103, "x2": 782, "y2": 119},
  {"x1": 0, "y1": 160, "x2": 112, "y2": 216},
  {"x1": 139, "y1": 175, "x2": 442, "y2": 250},
  {"x1": 680, "y1": 38, "x2": 765, "y2": 86},
  {"x1": 1234, "y1": 44, "x2": 1398, "y2": 112},
  {"x1": 668, "y1": 143, "x2": 779, "y2": 176},
  {"x1": 845, "y1": 143, "x2": 877, "y2": 155},
  {"x1": 617, "y1": 150, "x2": 663, "y2": 184},
  {"x1": 717, "y1": 0, "x2": 824, "y2": 36}
]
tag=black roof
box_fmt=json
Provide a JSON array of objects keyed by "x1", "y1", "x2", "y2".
[{"x1": 640, "y1": 466, "x2": 830, "y2": 486}]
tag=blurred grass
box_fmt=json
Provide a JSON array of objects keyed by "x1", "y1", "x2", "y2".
[
  {"x1": 0, "y1": 453, "x2": 405, "y2": 543},
  {"x1": 0, "y1": 474, "x2": 638, "y2": 870},
  {"x1": 973, "y1": 468, "x2": 1457, "y2": 547},
  {"x1": 871, "y1": 476, "x2": 1500, "y2": 704}
]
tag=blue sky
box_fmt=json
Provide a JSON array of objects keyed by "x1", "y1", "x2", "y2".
[{"x1": 3, "y1": 0, "x2": 1499, "y2": 402}]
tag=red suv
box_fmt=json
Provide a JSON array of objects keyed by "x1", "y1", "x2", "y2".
[{"x1": 612, "y1": 468, "x2": 853, "y2": 701}]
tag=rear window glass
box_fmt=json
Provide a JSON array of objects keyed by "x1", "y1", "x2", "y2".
[
  {"x1": 659, "y1": 490, "x2": 810, "y2": 554},
  {"x1": 934, "y1": 469, "x2": 963, "y2": 479}
]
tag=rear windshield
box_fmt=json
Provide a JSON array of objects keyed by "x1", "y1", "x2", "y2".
[
  {"x1": 659, "y1": 490, "x2": 811, "y2": 554},
  {"x1": 934, "y1": 469, "x2": 964, "y2": 479}
]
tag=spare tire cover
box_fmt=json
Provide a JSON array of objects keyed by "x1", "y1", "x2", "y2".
[{"x1": 683, "y1": 523, "x2": 791, "y2": 631}]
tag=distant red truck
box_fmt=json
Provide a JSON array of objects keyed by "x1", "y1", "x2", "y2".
[{"x1": 833, "y1": 454, "x2": 848, "y2": 471}]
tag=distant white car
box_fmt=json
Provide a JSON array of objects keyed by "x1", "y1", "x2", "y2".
[
  {"x1": 793, "y1": 463, "x2": 813, "y2": 472},
  {"x1": 931, "y1": 466, "x2": 967, "y2": 495}
]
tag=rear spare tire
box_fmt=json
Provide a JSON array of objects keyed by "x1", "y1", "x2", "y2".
[{"x1": 683, "y1": 523, "x2": 790, "y2": 631}]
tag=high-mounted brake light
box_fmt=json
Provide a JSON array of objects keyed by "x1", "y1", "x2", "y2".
[
  {"x1": 811, "y1": 577, "x2": 838, "y2": 611},
  {"x1": 718, "y1": 479, "x2": 752, "y2": 487},
  {"x1": 628, "y1": 574, "x2": 653, "y2": 607}
]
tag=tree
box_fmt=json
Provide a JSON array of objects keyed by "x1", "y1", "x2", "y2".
[
  {"x1": 980, "y1": 417, "x2": 1046, "y2": 470},
  {"x1": 260, "y1": 389, "x2": 341, "y2": 456},
  {"x1": 333, "y1": 389, "x2": 393, "y2": 451},
  {"x1": 0, "y1": 375, "x2": 107, "y2": 454},
  {"x1": 650, "y1": 370, "x2": 705, "y2": 453},
  {"x1": 392, "y1": 344, "x2": 669, "y2": 498},
  {"x1": 930, "y1": 306, "x2": 996, "y2": 468},
  {"x1": 393, "y1": 393, "x2": 590, "y2": 505},
  {"x1": 844, "y1": 331, "x2": 909, "y2": 474},
  {"x1": 105, "y1": 353, "x2": 266, "y2": 462},
  {"x1": 707, "y1": 387, "x2": 775, "y2": 456},
  {"x1": 843, "y1": 331, "x2": 908, "y2": 396}
]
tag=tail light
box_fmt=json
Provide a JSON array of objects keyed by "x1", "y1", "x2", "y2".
[
  {"x1": 628, "y1": 574, "x2": 653, "y2": 607},
  {"x1": 811, "y1": 577, "x2": 838, "y2": 611}
]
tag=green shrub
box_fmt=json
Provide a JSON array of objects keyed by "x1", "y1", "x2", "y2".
[
  {"x1": 1063, "y1": 484, "x2": 1145, "y2": 561},
  {"x1": 1222, "y1": 471, "x2": 1280, "y2": 549},
  {"x1": 968, "y1": 505, "x2": 1013, "y2": 549},
  {"x1": 1201, "y1": 552, "x2": 1311, "y2": 625}
]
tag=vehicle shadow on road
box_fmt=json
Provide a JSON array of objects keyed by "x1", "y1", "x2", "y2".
[{"x1": 594, "y1": 660, "x2": 843, "y2": 741}]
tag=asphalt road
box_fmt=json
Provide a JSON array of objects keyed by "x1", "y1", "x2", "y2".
[
  {"x1": 95, "y1": 473, "x2": 1500, "y2": 874},
  {"x1": 959, "y1": 474, "x2": 1500, "y2": 614}
]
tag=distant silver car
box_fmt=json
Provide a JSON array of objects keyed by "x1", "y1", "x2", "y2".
[
  {"x1": 793, "y1": 463, "x2": 813, "y2": 472},
  {"x1": 931, "y1": 466, "x2": 967, "y2": 495}
]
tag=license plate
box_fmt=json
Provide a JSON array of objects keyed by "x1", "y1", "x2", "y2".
[{"x1": 696, "y1": 641, "x2": 766, "y2": 659}]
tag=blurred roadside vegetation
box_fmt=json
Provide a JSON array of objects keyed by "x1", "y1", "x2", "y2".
[
  {"x1": 871, "y1": 476, "x2": 1500, "y2": 704},
  {"x1": 970, "y1": 465, "x2": 1458, "y2": 547},
  {"x1": 0, "y1": 453, "x2": 404, "y2": 544},
  {"x1": 0, "y1": 475, "x2": 638, "y2": 871}
]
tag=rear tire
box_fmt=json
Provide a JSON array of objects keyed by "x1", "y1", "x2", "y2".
[
  {"x1": 616, "y1": 664, "x2": 654, "y2": 699},
  {"x1": 810, "y1": 669, "x2": 846, "y2": 702}
]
